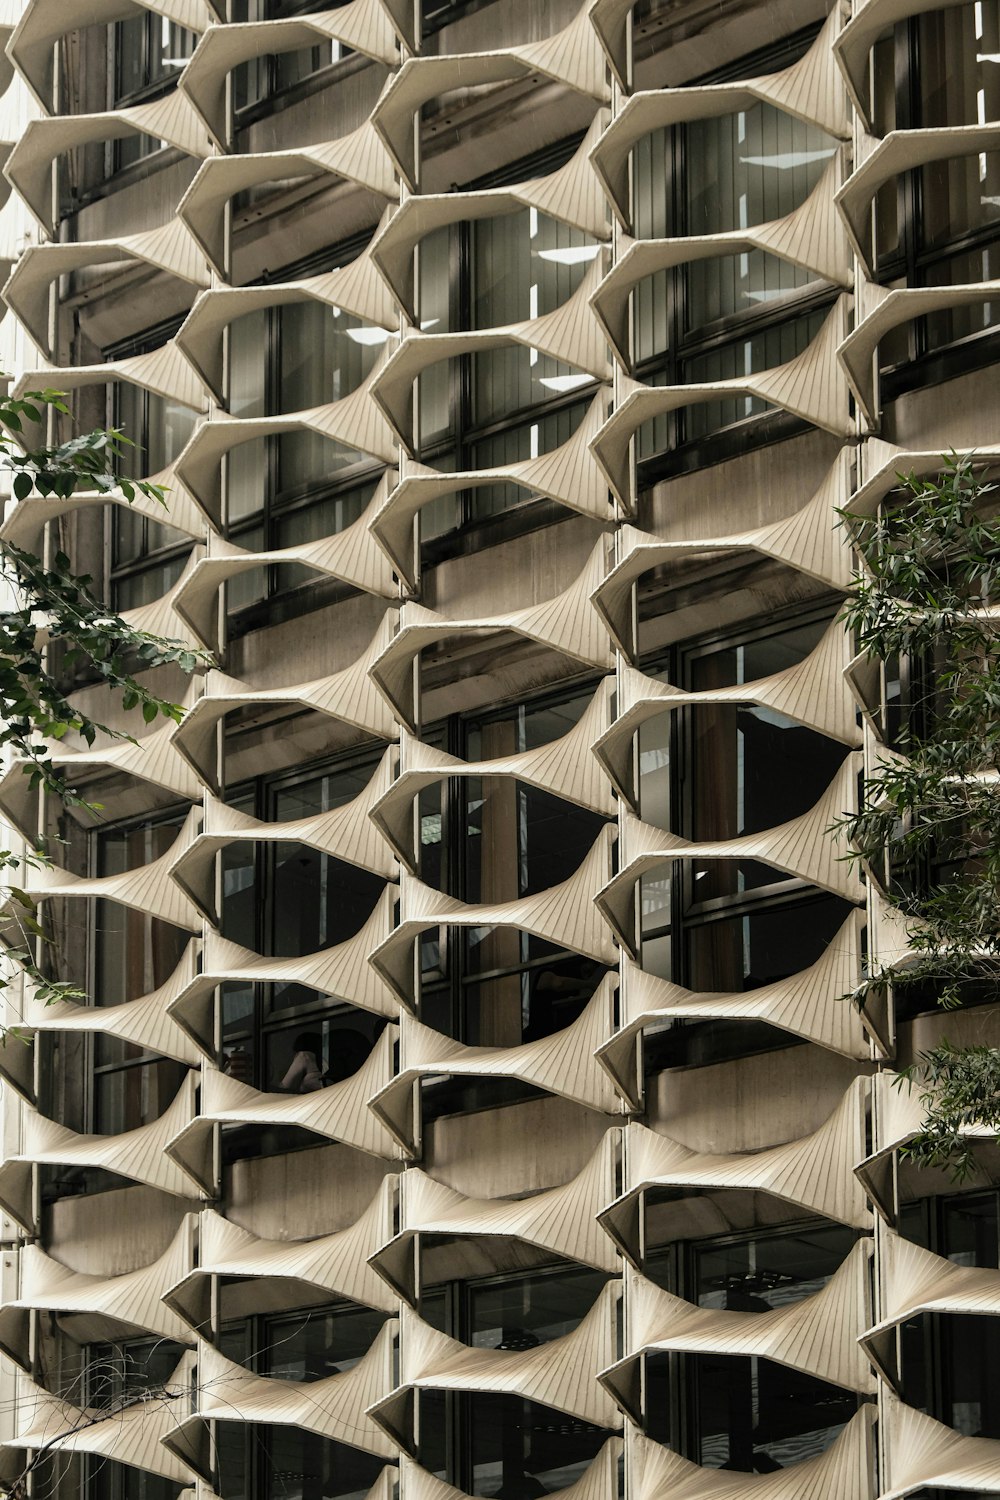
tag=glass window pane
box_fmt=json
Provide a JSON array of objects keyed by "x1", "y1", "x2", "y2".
[
  {"x1": 469, "y1": 402, "x2": 588, "y2": 520},
  {"x1": 416, "y1": 225, "x2": 456, "y2": 449},
  {"x1": 96, "y1": 816, "x2": 189, "y2": 1004},
  {"x1": 469, "y1": 1268, "x2": 608, "y2": 1346},
  {"x1": 471, "y1": 212, "x2": 600, "y2": 426},
  {"x1": 265, "y1": 1304, "x2": 387, "y2": 1379},
  {"x1": 269, "y1": 843, "x2": 385, "y2": 955},
  {"x1": 681, "y1": 618, "x2": 850, "y2": 898},
  {"x1": 264, "y1": 1012, "x2": 380, "y2": 1092},
  {"x1": 465, "y1": 1393, "x2": 610, "y2": 1498},
  {"x1": 683, "y1": 894, "x2": 850, "y2": 993},
  {"x1": 917, "y1": 2, "x2": 1000, "y2": 128},
  {"x1": 93, "y1": 1057, "x2": 187, "y2": 1132}
]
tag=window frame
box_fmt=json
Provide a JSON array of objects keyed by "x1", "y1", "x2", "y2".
[
  {"x1": 230, "y1": 0, "x2": 347, "y2": 125},
  {"x1": 223, "y1": 234, "x2": 389, "y2": 637},
  {"x1": 641, "y1": 1217, "x2": 863, "y2": 1467},
  {"x1": 105, "y1": 13, "x2": 197, "y2": 180},
  {"x1": 874, "y1": 2, "x2": 1000, "y2": 404},
  {"x1": 102, "y1": 316, "x2": 196, "y2": 611},
  {"x1": 635, "y1": 599, "x2": 855, "y2": 1069},
  {"x1": 628, "y1": 22, "x2": 840, "y2": 483},
  {"x1": 212, "y1": 1295, "x2": 392, "y2": 1500},
  {"x1": 416, "y1": 676, "x2": 610, "y2": 1054},
  {"x1": 416, "y1": 1261, "x2": 615, "y2": 1497},
  {"x1": 896, "y1": 1188, "x2": 1000, "y2": 1447},
  {"x1": 217, "y1": 740, "x2": 391, "y2": 1100},
  {"x1": 413, "y1": 132, "x2": 603, "y2": 539},
  {"x1": 88, "y1": 803, "x2": 192, "y2": 1137}
]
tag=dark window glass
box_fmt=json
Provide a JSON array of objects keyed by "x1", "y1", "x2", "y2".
[
  {"x1": 645, "y1": 1225, "x2": 857, "y2": 1469},
  {"x1": 215, "y1": 1305, "x2": 390, "y2": 1500},
  {"x1": 418, "y1": 689, "x2": 609, "y2": 1054},
  {"x1": 110, "y1": 15, "x2": 195, "y2": 171},
  {"x1": 467, "y1": 1268, "x2": 608, "y2": 1347},
  {"x1": 87, "y1": 1337, "x2": 187, "y2": 1408},
  {"x1": 217, "y1": 757, "x2": 388, "y2": 1096},
  {"x1": 416, "y1": 1268, "x2": 615, "y2": 1500},
  {"x1": 93, "y1": 814, "x2": 190, "y2": 1132},
  {"x1": 231, "y1": 0, "x2": 341, "y2": 113},
  {"x1": 90, "y1": 1461, "x2": 183, "y2": 1500},
  {"x1": 415, "y1": 191, "x2": 601, "y2": 529},
  {"x1": 874, "y1": 3, "x2": 1000, "y2": 375},
  {"x1": 111, "y1": 381, "x2": 197, "y2": 610},
  {"x1": 225, "y1": 300, "x2": 385, "y2": 616},
  {"x1": 629, "y1": 40, "x2": 838, "y2": 461},
  {"x1": 900, "y1": 1194, "x2": 1000, "y2": 1442}
]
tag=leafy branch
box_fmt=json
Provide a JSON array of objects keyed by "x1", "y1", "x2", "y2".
[
  {"x1": 0, "y1": 385, "x2": 211, "y2": 1018},
  {"x1": 839, "y1": 454, "x2": 1000, "y2": 1176}
]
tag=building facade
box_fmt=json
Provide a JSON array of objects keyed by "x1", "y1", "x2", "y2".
[{"x1": 0, "y1": 0, "x2": 997, "y2": 1498}]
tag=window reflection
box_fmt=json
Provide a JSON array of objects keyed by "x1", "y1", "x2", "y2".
[
  {"x1": 218, "y1": 757, "x2": 388, "y2": 1097},
  {"x1": 645, "y1": 1225, "x2": 858, "y2": 1471},
  {"x1": 215, "y1": 1303, "x2": 389, "y2": 1500},
  {"x1": 225, "y1": 300, "x2": 384, "y2": 615},
  {"x1": 93, "y1": 815, "x2": 190, "y2": 1133},
  {"x1": 417, "y1": 1269, "x2": 614, "y2": 1499},
  {"x1": 636, "y1": 613, "x2": 854, "y2": 1060},
  {"x1": 416, "y1": 206, "x2": 601, "y2": 523},
  {"x1": 418, "y1": 690, "x2": 609, "y2": 1051},
  {"x1": 899, "y1": 1194, "x2": 1000, "y2": 1444},
  {"x1": 111, "y1": 379, "x2": 198, "y2": 611}
]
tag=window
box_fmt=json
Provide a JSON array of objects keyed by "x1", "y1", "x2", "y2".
[
  {"x1": 636, "y1": 609, "x2": 855, "y2": 1066},
  {"x1": 225, "y1": 279, "x2": 387, "y2": 618},
  {"x1": 874, "y1": 2, "x2": 1000, "y2": 378},
  {"x1": 84, "y1": 1336, "x2": 189, "y2": 1500},
  {"x1": 643, "y1": 1223, "x2": 859, "y2": 1471},
  {"x1": 113, "y1": 15, "x2": 197, "y2": 105},
  {"x1": 416, "y1": 687, "x2": 609, "y2": 1067},
  {"x1": 93, "y1": 812, "x2": 191, "y2": 1134},
  {"x1": 214, "y1": 1301, "x2": 389, "y2": 1500},
  {"x1": 418, "y1": 1266, "x2": 614, "y2": 1499},
  {"x1": 898, "y1": 1192, "x2": 1000, "y2": 1453},
  {"x1": 232, "y1": 1, "x2": 341, "y2": 116},
  {"x1": 110, "y1": 15, "x2": 197, "y2": 172},
  {"x1": 34, "y1": 813, "x2": 191, "y2": 1204},
  {"x1": 629, "y1": 28, "x2": 838, "y2": 466},
  {"x1": 218, "y1": 750, "x2": 389, "y2": 1101},
  {"x1": 87, "y1": 1335, "x2": 188, "y2": 1408},
  {"x1": 415, "y1": 140, "x2": 602, "y2": 538},
  {"x1": 111, "y1": 372, "x2": 199, "y2": 611}
]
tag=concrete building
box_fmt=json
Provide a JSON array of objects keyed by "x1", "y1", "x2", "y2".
[{"x1": 0, "y1": 0, "x2": 997, "y2": 1497}]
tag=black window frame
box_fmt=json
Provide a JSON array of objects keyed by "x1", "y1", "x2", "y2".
[
  {"x1": 212, "y1": 1296, "x2": 393, "y2": 1500},
  {"x1": 629, "y1": 23, "x2": 840, "y2": 485},
  {"x1": 88, "y1": 802, "x2": 192, "y2": 1137},
  {"x1": 413, "y1": 132, "x2": 603, "y2": 549},
  {"x1": 640, "y1": 1217, "x2": 864, "y2": 1470},
  {"x1": 223, "y1": 233, "x2": 390, "y2": 639},
  {"x1": 874, "y1": 1, "x2": 1000, "y2": 405},
  {"x1": 103, "y1": 317, "x2": 197, "y2": 613},
  {"x1": 105, "y1": 13, "x2": 197, "y2": 179},
  {"x1": 896, "y1": 1188, "x2": 1000, "y2": 1463},
  {"x1": 230, "y1": 0, "x2": 348, "y2": 125},
  {"x1": 216, "y1": 739, "x2": 392, "y2": 1106},
  {"x1": 416, "y1": 1262, "x2": 616, "y2": 1498},
  {"x1": 414, "y1": 676, "x2": 612, "y2": 1086},
  {"x1": 635, "y1": 598, "x2": 857, "y2": 1071}
]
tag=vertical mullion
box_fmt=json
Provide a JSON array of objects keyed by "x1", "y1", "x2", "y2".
[
  {"x1": 266, "y1": 308, "x2": 280, "y2": 598},
  {"x1": 457, "y1": 222, "x2": 472, "y2": 525}
]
